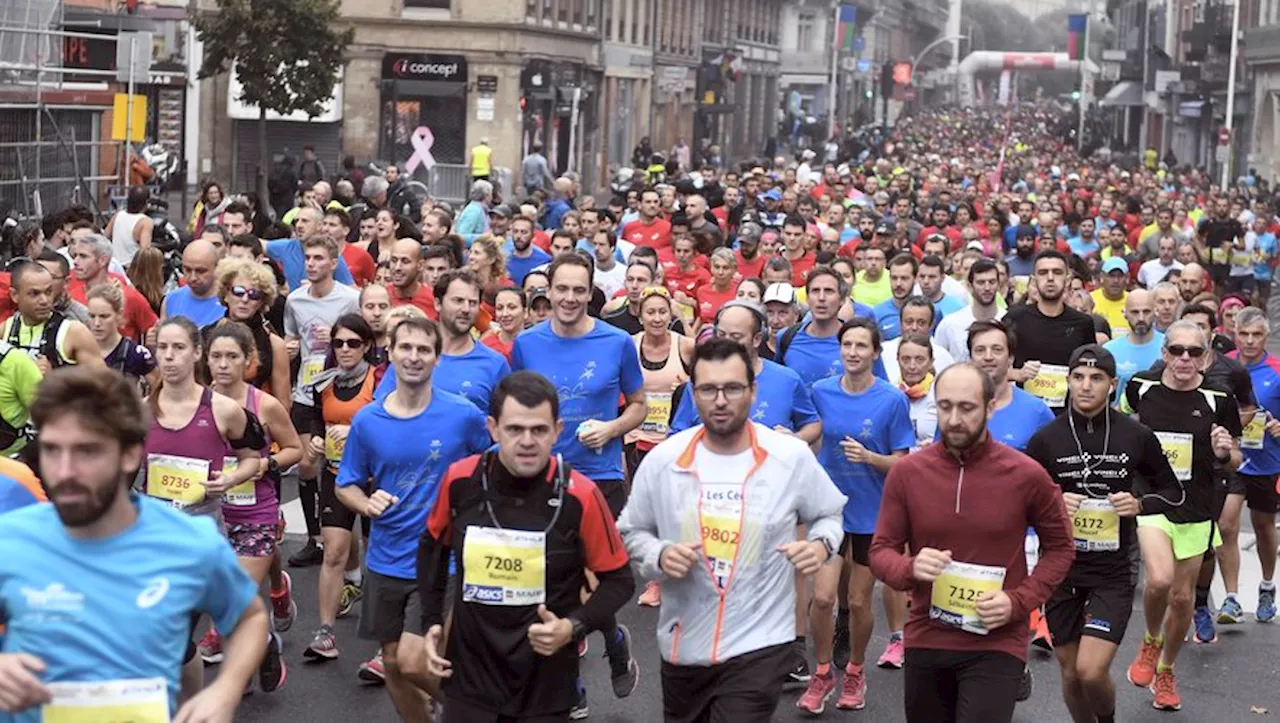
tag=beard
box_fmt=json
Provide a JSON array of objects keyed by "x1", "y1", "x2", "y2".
[
  {"x1": 941, "y1": 422, "x2": 986, "y2": 452},
  {"x1": 702, "y1": 405, "x2": 751, "y2": 441},
  {"x1": 49, "y1": 478, "x2": 122, "y2": 528},
  {"x1": 1131, "y1": 321, "x2": 1152, "y2": 337}
]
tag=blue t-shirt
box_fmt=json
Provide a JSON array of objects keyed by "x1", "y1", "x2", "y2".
[
  {"x1": 1239, "y1": 353, "x2": 1280, "y2": 476},
  {"x1": 0, "y1": 496, "x2": 256, "y2": 720},
  {"x1": 812, "y1": 377, "x2": 914, "y2": 534},
  {"x1": 873, "y1": 299, "x2": 903, "y2": 341},
  {"x1": 777, "y1": 321, "x2": 888, "y2": 387},
  {"x1": 505, "y1": 244, "x2": 553, "y2": 286},
  {"x1": 375, "y1": 343, "x2": 510, "y2": 414},
  {"x1": 265, "y1": 238, "x2": 355, "y2": 291},
  {"x1": 162, "y1": 287, "x2": 225, "y2": 328},
  {"x1": 988, "y1": 387, "x2": 1056, "y2": 451},
  {"x1": 1068, "y1": 235, "x2": 1100, "y2": 258},
  {"x1": 338, "y1": 390, "x2": 490, "y2": 579},
  {"x1": 934, "y1": 294, "x2": 965, "y2": 322},
  {"x1": 670, "y1": 359, "x2": 819, "y2": 434},
  {"x1": 0, "y1": 476, "x2": 40, "y2": 516},
  {"x1": 511, "y1": 320, "x2": 643, "y2": 482},
  {"x1": 1255, "y1": 233, "x2": 1278, "y2": 280},
  {"x1": 1104, "y1": 332, "x2": 1164, "y2": 405}
]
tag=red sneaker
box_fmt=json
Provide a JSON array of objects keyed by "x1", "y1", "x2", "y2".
[
  {"x1": 835, "y1": 665, "x2": 867, "y2": 710},
  {"x1": 1151, "y1": 668, "x2": 1182, "y2": 711},
  {"x1": 795, "y1": 669, "x2": 836, "y2": 715},
  {"x1": 1126, "y1": 637, "x2": 1162, "y2": 688}
]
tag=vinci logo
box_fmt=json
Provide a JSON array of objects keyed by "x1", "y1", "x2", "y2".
[{"x1": 393, "y1": 59, "x2": 460, "y2": 79}]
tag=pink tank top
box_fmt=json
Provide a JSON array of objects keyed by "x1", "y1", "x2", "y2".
[
  {"x1": 628, "y1": 331, "x2": 688, "y2": 449},
  {"x1": 143, "y1": 387, "x2": 230, "y2": 520},
  {"x1": 221, "y1": 385, "x2": 279, "y2": 526}
]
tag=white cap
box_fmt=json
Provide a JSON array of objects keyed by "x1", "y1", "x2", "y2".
[
  {"x1": 763, "y1": 282, "x2": 797, "y2": 305},
  {"x1": 965, "y1": 240, "x2": 985, "y2": 252}
]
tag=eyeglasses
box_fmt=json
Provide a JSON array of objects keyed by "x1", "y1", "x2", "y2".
[
  {"x1": 693, "y1": 383, "x2": 749, "y2": 401},
  {"x1": 230, "y1": 285, "x2": 265, "y2": 301},
  {"x1": 331, "y1": 338, "x2": 367, "y2": 350},
  {"x1": 1166, "y1": 344, "x2": 1206, "y2": 359}
]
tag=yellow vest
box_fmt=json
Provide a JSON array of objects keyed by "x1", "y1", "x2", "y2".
[{"x1": 471, "y1": 144, "x2": 492, "y2": 176}]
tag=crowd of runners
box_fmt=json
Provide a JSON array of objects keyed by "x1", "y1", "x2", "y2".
[{"x1": 0, "y1": 102, "x2": 1277, "y2": 723}]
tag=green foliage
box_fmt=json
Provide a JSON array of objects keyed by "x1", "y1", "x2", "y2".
[{"x1": 191, "y1": 0, "x2": 353, "y2": 118}]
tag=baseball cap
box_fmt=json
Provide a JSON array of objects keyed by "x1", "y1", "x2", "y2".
[
  {"x1": 716, "y1": 298, "x2": 769, "y2": 330},
  {"x1": 1067, "y1": 172, "x2": 1081, "y2": 181},
  {"x1": 529, "y1": 288, "x2": 551, "y2": 305},
  {"x1": 759, "y1": 188, "x2": 782, "y2": 202},
  {"x1": 875, "y1": 222, "x2": 895, "y2": 236},
  {"x1": 1101, "y1": 257, "x2": 1129, "y2": 275},
  {"x1": 763, "y1": 282, "x2": 796, "y2": 305},
  {"x1": 965, "y1": 240, "x2": 985, "y2": 252},
  {"x1": 1068, "y1": 344, "x2": 1117, "y2": 379},
  {"x1": 490, "y1": 204, "x2": 512, "y2": 218}
]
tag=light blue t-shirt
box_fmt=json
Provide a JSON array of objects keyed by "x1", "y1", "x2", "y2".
[
  {"x1": 873, "y1": 299, "x2": 904, "y2": 342},
  {"x1": 265, "y1": 238, "x2": 355, "y2": 291},
  {"x1": 776, "y1": 321, "x2": 888, "y2": 387},
  {"x1": 1238, "y1": 352, "x2": 1280, "y2": 476},
  {"x1": 812, "y1": 377, "x2": 914, "y2": 534},
  {"x1": 511, "y1": 319, "x2": 644, "y2": 481},
  {"x1": 1104, "y1": 332, "x2": 1164, "y2": 405},
  {"x1": 1068, "y1": 235, "x2": 1100, "y2": 258},
  {"x1": 934, "y1": 294, "x2": 966, "y2": 321},
  {"x1": 162, "y1": 286, "x2": 225, "y2": 328},
  {"x1": 0, "y1": 476, "x2": 40, "y2": 516},
  {"x1": 0, "y1": 496, "x2": 256, "y2": 720},
  {"x1": 337, "y1": 390, "x2": 490, "y2": 579},
  {"x1": 375, "y1": 343, "x2": 510, "y2": 414},
  {"x1": 988, "y1": 387, "x2": 1056, "y2": 451},
  {"x1": 670, "y1": 359, "x2": 819, "y2": 434},
  {"x1": 1255, "y1": 232, "x2": 1278, "y2": 280}
]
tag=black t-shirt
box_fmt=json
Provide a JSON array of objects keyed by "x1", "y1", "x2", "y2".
[
  {"x1": 1148, "y1": 353, "x2": 1256, "y2": 410},
  {"x1": 1123, "y1": 373, "x2": 1243, "y2": 523},
  {"x1": 602, "y1": 305, "x2": 686, "y2": 336},
  {"x1": 1004, "y1": 303, "x2": 1098, "y2": 368}
]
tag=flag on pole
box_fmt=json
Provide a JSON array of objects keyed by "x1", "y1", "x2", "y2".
[
  {"x1": 836, "y1": 5, "x2": 857, "y2": 53},
  {"x1": 1067, "y1": 14, "x2": 1088, "y2": 61}
]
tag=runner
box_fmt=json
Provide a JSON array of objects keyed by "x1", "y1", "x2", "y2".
[
  {"x1": 1025, "y1": 345, "x2": 1184, "y2": 723},
  {"x1": 871, "y1": 254, "x2": 919, "y2": 342},
  {"x1": 1219, "y1": 306, "x2": 1280, "y2": 624},
  {"x1": 85, "y1": 284, "x2": 156, "y2": 390},
  {"x1": 618, "y1": 337, "x2": 846, "y2": 721},
  {"x1": 869, "y1": 363, "x2": 1074, "y2": 723},
  {"x1": 967, "y1": 321, "x2": 1056, "y2": 451},
  {"x1": 208, "y1": 257, "x2": 292, "y2": 407},
  {"x1": 387, "y1": 238, "x2": 436, "y2": 320},
  {"x1": 897, "y1": 334, "x2": 939, "y2": 450},
  {"x1": 933, "y1": 259, "x2": 1003, "y2": 363},
  {"x1": 777, "y1": 266, "x2": 887, "y2": 386},
  {"x1": 335, "y1": 317, "x2": 490, "y2": 722},
  {"x1": 66, "y1": 232, "x2": 157, "y2": 343},
  {"x1": 0, "y1": 261, "x2": 102, "y2": 371},
  {"x1": 798, "y1": 317, "x2": 914, "y2": 714},
  {"x1": 0, "y1": 365, "x2": 267, "y2": 722},
  {"x1": 479, "y1": 287, "x2": 526, "y2": 364},
  {"x1": 414, "y1": 270, "x2": 509, "y2": 411},
  {"x1": 1122, "y1": 320, "x2": 1242, "y2": 711},
  {"x1": 417, "y1": 371, "x2": 634, "y2": 722},
  {"x1": 200, "y1": 322, "x2": 303, "y2": 668},
  {"x1": 162, "y1": 240, "x2": 225, "y2": 328},
  {"x1": 1103, "y1": 289, "x2": 1164, "y2": 404},
  {"x1": 880, "y1": 297, "x2": 955, "y2": 384},
  {"x1": 624, "y1": 286, "x2": 694, "y2": 480}
]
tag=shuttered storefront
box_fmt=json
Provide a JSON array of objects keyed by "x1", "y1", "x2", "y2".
[{"x1": 231, "y1": 119, "x2": 342, "y2": 192}]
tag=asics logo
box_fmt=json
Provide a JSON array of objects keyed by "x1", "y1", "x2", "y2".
[{"x1": 137, "y1": 577, "x2": 170, "y2": 609}]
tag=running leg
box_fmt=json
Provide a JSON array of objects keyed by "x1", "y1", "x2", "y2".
[
  {"x1": 1252, "y1": 507, "x2": 1278, "y2": 582},
  {"x1": 1138, "y1": 527, "x2": 1176, "y2": 638},
  {"x1": 1158, "y1": 555, "x2": 1204, "y2": 668},
  {"x1": 1073, "y1": 637, "x2": 1120, "y2": 722},
  {"x1": 319, "y1": 527, "x2": 353, "y2": 627},
  {"x1": 383, "y1": 640, "x2": 432, "y2": 723},
  {"x1": 1218, "y1": 493, "x2": 1245, "y2": 596}
]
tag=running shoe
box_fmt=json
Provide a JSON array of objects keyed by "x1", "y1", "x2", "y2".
[
  {"x1": 1258, "y1": 585, "x2": 1277, "y2": 623},
  {"x1": 259, "y1": 631, "x2": 287, "y2": 693},
  {"x1": 835, "y1": 666, "x2": 867, "y2": 710},
  {"x1": 197, "y1": 628, "x2": 223, "y2": 665},
  {"x1": 577, "y1": 637, "x2": 588, "y2": 658},
  {"x1": 1016, "y1": 666, "x2": 1033, "y2": 702},
  {"x1": 338, "y1": 582, "x2": 362, "y2": 618},
  {"x1": 877, "y1": 636, "x2": 904, "y2": 669},
  {"x1": 832, "y1": 611, "x2": 851, "y2": 669},
  {"x1": 795, "y1": 669, "x2": 836, "y2": 715},
  {"x1": 784, "y1": 643, "x2": 811, "y2": 686},
  {"x1": 1151, "y1": 668, "x2": 1182, "y2": 711},
  {"x1": 569, "y1": 683, "x2": 588, "y2": 720},
  {"x1": 606, "y1": 625, "x2": 639, "y2": 698},
  {"x1": 288, "y1": 538, "x2": 324, "y2": 567},
  {"x1": 1030, "y1": 608, "x2": 1053, "y2": 651},
  {"x1": 303, "y1": 625, "x2": 339, "y2": 661},
  {"x1": 270, "y1": 571, "x2": 297, "y2": 632},
  {"x1": 1218, "y1": 595, "x2": 1244, "y2": 624},
  {"x1": 638, "y1": 580, "x2": 661, "y2": 607},
  {"x1": 1127, "y1": 637, "x2": 1162, "y2": 688},
  {"x1": 358, "y1": 652, "x2": 386, "y2": 685},
  {"x1": 1193, "y1": 605, "x2": 1218, "y2": 643}
]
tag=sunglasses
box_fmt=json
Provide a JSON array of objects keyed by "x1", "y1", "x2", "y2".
[
  {"x1": 1166, "y1": 344, "x2": 1206, "y2": 359},
  {"x1": 331, "y1": 338, "x2": 367, "y2": 350},
  {"x1": 230, "y1": 285, "x2": 265, "y2": 301}
]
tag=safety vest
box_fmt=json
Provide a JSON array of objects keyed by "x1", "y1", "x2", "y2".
[{"x1": 471, "y1": 144, "x2": 492, "y2": 177}]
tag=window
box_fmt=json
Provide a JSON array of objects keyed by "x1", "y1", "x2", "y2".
[
  {"x1": 586, "y1": 0, "x2": 596, "y2": 28},
  {"x1": 796, "y1": 11, "x2": 815, "y2": 51},
  {"x1": 642, "y1": 0, "x2": 651, "y2": 46},
  {"x1": 602, "y1": 0, "x2": 613, "y2": 38},
  {"x1": 631, "y1": 0, "x2": 640, "y2": 44},
  {"x1": 528, "y1": 0, "x2": 540, "y2": 19},
  {"x1": 558, "y1": 0, "x2": 568, "y2": 23},
  {"x1": 404, "y1": 0, "x2": 450, "y2": 8},
  {"x1": 572, "y1": 0, "x2": 584, "y2": 27}
]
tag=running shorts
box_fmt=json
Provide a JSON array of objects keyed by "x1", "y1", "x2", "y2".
[
  {"x1": 358, "y1": 569, "x2": 424, "y2": 644},
  {"x1": 842, "y1": 533, "x2": 873, "y2": 568},
  {"x1": 1137, "y1": 515, "x2": 1222, "y2": 561},
  {"x1": 319, "y1": 467, "x2": 358, "y2": 530},
  {"x1": 227, "y1": 522, "x2": 277, "y2": 558},
  {"x1": 597, "y1": 479, "x2": 627, "y2": 519},
  {"x1": 1234, "y1": 473, "x2": 1280, "y2": 514},
  {"x1": 1045, "y1": 579, "x2": 1134, "y2": 646}
]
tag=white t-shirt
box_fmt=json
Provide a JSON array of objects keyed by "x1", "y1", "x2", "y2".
[
  {"x1": 1137, "y1": 258, "x2": 1183, "y2": 288},
  {"x1": 594, "y1": 262, "x2": 628, "y2": 299},
  {"x1": 934, "y1": 305, "x2": 1007, "y2": 362},
  {"x1": 907, "y1": 389, "x2": 938, "y2": 451},
  {"x1": 881, "y1": 337, "x2": 955, "y2": 385}
]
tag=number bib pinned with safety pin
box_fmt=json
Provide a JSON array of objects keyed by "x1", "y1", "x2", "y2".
[
  {"x1": 145, "y1": 454, "x2": 209, "y2": 509},
  {"x1": 1242, "y1": 415, "x2": 1266, "y2": 450},
  {"x1": 221, "y1": 456, "x2": 256, "y2": 507},
  {"x1": 1155, "y1": 431, "x2": 1193, "y2": 481},
  {"x1": 1026, "y1": 364, "x2": 1069, "y2": 407},
  {"x1": 930, "y1": 561, "x2": 1006, "y2": 635},
  {"x1": 461, "y1": 526, "x2": 547, "y2": 606},
  {"x1": 699, "y1": 482, "x2": 745, "y2": 588},
  {"x1": 640, "y1": 392, "x2": 673, "y2": 435},
  {"x1": 42, "y1": 677, "x2": 169, "y2": 723},
  {"x1": 1073, "y1": 498, "x2": 1120, "y2": 552}
]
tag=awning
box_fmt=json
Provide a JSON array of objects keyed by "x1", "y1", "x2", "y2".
[
  {"x1": 1099, "y1": 81, "x2": 1143, "y2": 107},
  {"x1": 1179, "y1": 100, "x2": 1205, "y2": 118}
]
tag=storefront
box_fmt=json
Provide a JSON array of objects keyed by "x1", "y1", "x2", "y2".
[
  {"x1": 227, "y1": 68, "x2": 343, "y2": 195},
  {"x1": 379, "y1": 52, "x2": 469, "y2": 182}
]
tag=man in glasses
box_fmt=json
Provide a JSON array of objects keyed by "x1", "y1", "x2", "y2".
[
  {"x1": 618, "y1": 337, "x2": 845, "y2": 721},
  {"x1": 1025, "y1": 345, "x2": 1182, "y2": 723},
  {"x1": 1120, "y1": 320, "x2": 1242, "y2": 711}
]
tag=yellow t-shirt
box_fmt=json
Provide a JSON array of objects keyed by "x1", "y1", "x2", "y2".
[
  {"x1": 1090, "y1": 289, "x2": 1128, "y2": 336},
  {"x1": 853, "y1": 271, "x2": 893, "y2": 307}
]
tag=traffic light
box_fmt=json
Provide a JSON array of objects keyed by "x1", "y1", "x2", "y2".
[
  {"x1": 865, "y1": 89, "x2": 873, "y2": 99},
  {"x1": 1071, "y1": 90, "x2": 1081, "y2": 101}
]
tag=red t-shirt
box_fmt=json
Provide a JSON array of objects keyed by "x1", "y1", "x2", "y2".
[
  {"x1": 916, "y1": 225, "x2": 963, "y2": 252},
  {"x1": 786, "y1": 251, "x2": 817, "y2": 287},
  {"x1": 342, "y1": 244, "x2": 377, "y2": 288},
  {"x1": 388, "y1": 283, "x2": 437, "y2": 320},
  {"x1": 696, "y1": 284, "x2": 738, "y2": 324},
  {"x1": 622, "y1": 217, "x2": 673, "y2": 250},
  {"x1": 665, "y1": 265, "x2": 711, "y2": 299},
  {"x1": 68, "y1": 274, "x2": 158, "y2": 342},
  {"x1": 658, "y1": 249, "x2": 709, "y2": 270},
  {"x1": 735, "y1": 250, "x2": 766, "y2": 279},
  {"x1": 532, "y1": 230, "x2": 552, "y2": 253}
]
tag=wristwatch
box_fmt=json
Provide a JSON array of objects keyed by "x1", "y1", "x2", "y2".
[
  {"x1": 569, "y1": 617, "x2": 588, "y2": 642},
  {"x1": 816, "y1": 537, "x2": 836, "y2": 562},
  {"x1": 266, "y1": 456, "x2": 281, "y2": 477}
]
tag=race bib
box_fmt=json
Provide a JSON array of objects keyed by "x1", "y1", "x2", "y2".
[
  {"x1": 700, "y1": 483, "x2": 745, "y2": 588},
  {"x1": 1155, "y1": 431, "x2": 1193, "y2": 481},
  {"x1": 42, "y1": 678, "x2": 169, "y2": 723},
  {"x1": 1026, "y1": 364, "x2": 1069, "y2": 407},
  {"x1": 300, "y1": 355, "x2": 325, "y2": 387},
  {"x1": 1013, "y1": 276, "x2": 1030, "y2": 296},
  {"x1": 640, "y1": 392, "x2": 673, "y2": 435},
  {"x1": 1210, "y1": 246, "x2": 1229, "y2": 265},
  {"x1": 461, "y1": 526, "x2": 546, "y2": 606},
  {"x1": 221, "y1": 457, "x2": 256, "y2": 507},
  {"x1": 1073, "y1": 498, "x2": 1120, "y2": 552},
  {"x1": 930, "y1": 561, "x2": 1006, "y2": 635},
  {"x1": 325, "y1": 433, "x2": 347, "y2": 464},
  {"x1": 1231, "y1": 249, "x2": 1252, "y2": 267},
  {"x1": 1242, "y1": 415, "x2": 1266, "y2": 450},
  {"x1": 145, "y1": 454, "x2": 209, "y2": 509}
]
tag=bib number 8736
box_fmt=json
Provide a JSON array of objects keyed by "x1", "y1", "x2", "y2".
[{"x1": 485, "y1": 555, "x2": 524, "y2": 572}]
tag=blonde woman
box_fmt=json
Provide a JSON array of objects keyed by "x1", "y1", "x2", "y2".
[
  {"x1": 86, "y1": 284, "x2": 157, "y2": 389},
  {"x1": 467, "y1": 234, "x2": 511, "y2": 332},
  {"x1": 207, "y1": 257, "x2": 291, "y2": 408}
]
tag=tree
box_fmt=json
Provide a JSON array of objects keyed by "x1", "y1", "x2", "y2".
[{"x1": 192, "y1": 0, "x2": 353, "y2": 206}]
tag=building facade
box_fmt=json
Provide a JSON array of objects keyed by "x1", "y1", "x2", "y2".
[{"x1": 1245, "y1": 0, "x2": 1280, "y2": 181}]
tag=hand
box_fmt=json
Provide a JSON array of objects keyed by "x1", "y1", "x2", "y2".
[
  {"x1": 778, "y1": 540, "x2": 828, "y2": 575},
  {"x1": 840, "y1": 437, "x2": 869, "y2": 464},
  {"x1": 577, "y1": 420, "x2": 613, "y2": 451},
  {"x1": 285, "y1": 338, "x2": 300, "y2": 360},
  {"x1": 0, "y1": 653, "x2": 51, "y2": 713},
  {"x1": 912, "y1": 548, "x2": 952, "y2": 583},
  {"x1": 975, "y1": 589, "x2": 1013, "y2": 630},
  {"x1": 174, "y1": 680, "x2": 240, "y2": 723},
  {"x1": 203, "y1": 469, "x2": 230, "y2": 496},
  {"x1": 423, "y1": 624, "x2": 452, "y2": 679},
  {"x1": 33, "y1": 356, "x2": 50, "y2": 376},
  {"x1": 1266, "y1": 416, "x2": 1280, "y2": 439},
  {"x1": 327, "y1": 425, "x2": 350, "y2": 445},
  {"x1": 1108, "y1": 491, "x2": 1141, "y2": 517},
  {"x1": 527, "y1": 605, "x2": 574, "y2": 657},
  {"x1": 309, "y1": 436, "x2": 325, "y2": 458},
  {"x1": 314, "y1": 326, "x2": 331, "y2": 345},
  {"x1": 1062, "y1": 492, "x2": 1084, "y2": 517},
  {"x1": 365, "y1": 489, "x2": 399, "y2": 518},
  {"x1": 1015, "y1": 360, "x2": 1042, "y2": 383},
  {"x1": 1210, "y1": 424, "x2": 1233, "y2": 460},
  {"x1": 659, "y1": 542, "x2": 702, "y2": 579}
]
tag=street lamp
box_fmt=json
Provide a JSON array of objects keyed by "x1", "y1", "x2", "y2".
[{"x1": 910, "y1": 34, "x2": 968, "y2": 86}]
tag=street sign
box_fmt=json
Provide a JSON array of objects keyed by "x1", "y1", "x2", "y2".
[
  {"x1": 111, "y1": 93, "x2": 147, "y2": 142},
  {"x1": 853, "y1": 37, "x2": 865, "y2": 52},
  {"x1": 114, "y1": 31, "x2": 152, "y2": 85},
  {"x1": 857, "y1": 59, "x2": 871, "y2": 73},
  {"x1": 1219, "y1": 127, "x2": 1232, "y2": 146},
  {"x1": 1216, "y1": 144, "x2": 1229, "y2": 163}
]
